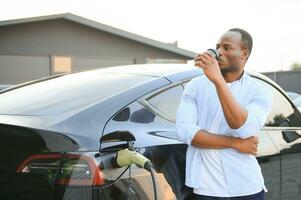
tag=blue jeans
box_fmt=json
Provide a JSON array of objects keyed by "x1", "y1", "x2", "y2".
[{"x1": 194, "y1": 190, "x2": 264, "y2": 200}]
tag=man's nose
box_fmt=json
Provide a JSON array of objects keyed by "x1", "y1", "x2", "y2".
[{"x1": 216, "y1": 49, "x2": 223, "y2": 59}]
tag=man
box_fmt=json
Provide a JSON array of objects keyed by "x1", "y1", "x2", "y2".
[{"x1": 176, "y1": 28, "x2": 273, "y2": 200}]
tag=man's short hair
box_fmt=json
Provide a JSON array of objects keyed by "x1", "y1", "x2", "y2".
[{"x1": 229, "y1": 28, "x2": 253, "y2": 56}]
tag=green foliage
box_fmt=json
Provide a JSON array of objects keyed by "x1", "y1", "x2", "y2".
[{"x1": 291, "y1": 62, "x2": 301, "y2": 71}]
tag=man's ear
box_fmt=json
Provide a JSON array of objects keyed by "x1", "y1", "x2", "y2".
[{"x1": 241, "y1": 49, "x2": 249, "y2": 60}]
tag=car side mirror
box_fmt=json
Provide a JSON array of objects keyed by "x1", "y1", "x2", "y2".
[
  {"x1": 282, "y1": 130, "x2": 301, "y2": 143},
  {"x1": 99, "y1": 131, "x2": 136, "y2": 152}
]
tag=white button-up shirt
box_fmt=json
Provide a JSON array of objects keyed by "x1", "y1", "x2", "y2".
[{"x1": 176, "y1": 71, "x2": 273, "y2": 197}]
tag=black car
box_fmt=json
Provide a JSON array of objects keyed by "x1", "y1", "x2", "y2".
[{"x1": 0, "y1": 64, "x2": 301, "y2": 200}]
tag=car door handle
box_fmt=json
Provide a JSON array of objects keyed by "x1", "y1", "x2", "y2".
[{"x1": 282, "y1": 130, "x2": 301, "y2": 143}]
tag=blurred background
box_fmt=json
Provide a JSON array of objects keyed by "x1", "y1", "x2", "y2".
[{"x1": 0, "y1": 0, "x2": 300, "y2": 93}]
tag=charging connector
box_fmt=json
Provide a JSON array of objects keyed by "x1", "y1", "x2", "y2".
[
  {"x1": 112, "y1": 149, "x2": 158, "y2": 200},
  {"x1": 112, "y1": 149, "x2": 151, "y2": 170}
]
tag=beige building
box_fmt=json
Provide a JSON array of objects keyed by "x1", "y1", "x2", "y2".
[{"x1": 0, "y1": 13, "x2": 196, "y2": 84}]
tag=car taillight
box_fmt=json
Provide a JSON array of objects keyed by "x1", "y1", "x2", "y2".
[{"x1": 16, "y1": 153, "x2": 105, "y2": 186}]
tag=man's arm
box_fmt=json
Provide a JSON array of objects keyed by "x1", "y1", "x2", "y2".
[
  {"x1": 175, "y1": 78, "x2": 258, "y2": 155},
  {"x1": 195, "y1": 53, "x2": 248, "y2": 129},
  {"x1": 194, "y1": 52, "x2": 273, "y2": 133},
  {"x1": 228, "y1": 84, "x2": 273, "y2": 138},
  {"x1": 191, "y1": 129, "x2": 259, "y2": 155},
  {"x1": 214, "y1": 79, "x2": 248, "y2": 129}
]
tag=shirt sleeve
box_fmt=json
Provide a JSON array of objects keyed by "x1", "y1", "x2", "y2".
[
  {"x1": 176, "y1": 79, "x2": 201, "y2": 145},
  {"x1": 229, "y1": 82, "x2": 273, "y2": 138}
]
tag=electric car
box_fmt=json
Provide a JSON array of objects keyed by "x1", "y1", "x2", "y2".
[{"x1": 0, "y1": 64, "x2": 301, "y2": 200}]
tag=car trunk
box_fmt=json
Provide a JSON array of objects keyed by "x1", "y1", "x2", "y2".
[{"x1": 0, "y1": 124, "x2": 81, "y2": 200}]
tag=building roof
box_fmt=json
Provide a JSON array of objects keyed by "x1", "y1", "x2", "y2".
[{"x1": 0, "y1": 13, "x2": 197, "y2": 58}]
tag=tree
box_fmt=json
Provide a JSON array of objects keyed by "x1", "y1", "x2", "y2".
[{"x1": 291, "y1": 62, "x2": 301, "y2": 71}]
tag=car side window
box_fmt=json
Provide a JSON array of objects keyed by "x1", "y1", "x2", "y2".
[
  {"x1": 146, "y1": 85, "x2": 184, "y2": 121},
  {"x1": 255, "y1": 79, "x2": 301, "y2": 127}
]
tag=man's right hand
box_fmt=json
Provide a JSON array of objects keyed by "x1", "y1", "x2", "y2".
[{"x1": 233, "y1": 136, "x2": 259, "y2": 156}]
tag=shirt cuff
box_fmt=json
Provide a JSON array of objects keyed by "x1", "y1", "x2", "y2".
[{"x1": 176, "y1": 123, "x2": 201, "y2": 145}]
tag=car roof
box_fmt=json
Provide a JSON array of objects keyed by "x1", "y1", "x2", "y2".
[
  {"x1": 94, "y1": 63, "x2": 197, "y2": 77},
  {"x1": 76, "y1": 64, "x2": 276, "y2": 84},
  {"x1": 83, "y1": 63, "x2": 202, "y2": 83}
]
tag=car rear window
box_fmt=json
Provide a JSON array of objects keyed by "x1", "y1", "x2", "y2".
[{"x1": 0, "y1": 70, "x2": 155, "y2": 115}]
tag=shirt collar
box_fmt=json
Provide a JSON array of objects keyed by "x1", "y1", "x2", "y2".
[
  {"x1": 228, "y1": 70, "x2": 247, "y2": 85},
  {"x1": 239, "y1": 70, "x2": 247, "y2": 84}
]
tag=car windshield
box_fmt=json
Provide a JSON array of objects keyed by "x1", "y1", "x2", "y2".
[{"x1": 0, "y1": 70, "x2": 155, "y2": 115}]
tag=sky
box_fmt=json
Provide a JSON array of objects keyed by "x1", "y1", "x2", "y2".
[{"x1": 1, "y1": 0, "x2": 301, "y2": 72}]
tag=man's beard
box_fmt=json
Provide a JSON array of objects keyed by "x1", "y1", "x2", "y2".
[{"x1": 220, "y1": 65, "x2": 239, "y2": 74}]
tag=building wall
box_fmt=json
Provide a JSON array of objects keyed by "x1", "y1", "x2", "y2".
[
  {"x1": 0, "y1": 19, "x2": 190, "y2": 84},
  {"x1": 0, "y1": 19, "x2": 189, "y2": 62},
  {"x1": 0, "y1": 55, "x2": 49, "y2": 84}
]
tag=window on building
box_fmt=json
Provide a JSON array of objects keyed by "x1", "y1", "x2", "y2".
[{"x1": 52, "y1": 56, "x2": 72, "y2": 74}]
